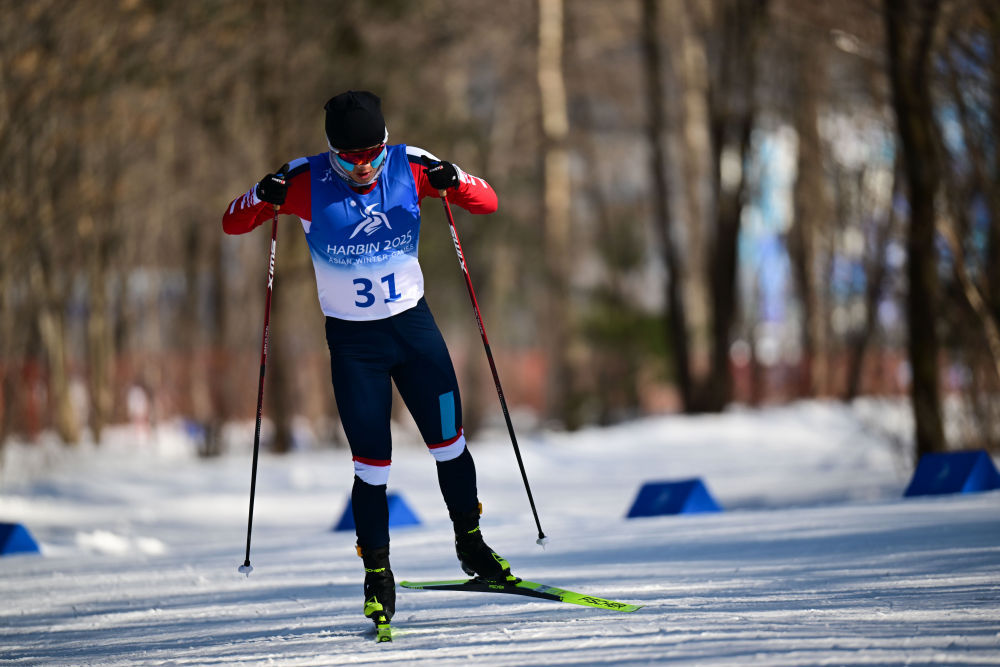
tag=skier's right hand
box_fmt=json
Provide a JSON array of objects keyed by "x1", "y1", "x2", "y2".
[{"x1": 255, "y1": 164, "x2": 289, "y2": 206}]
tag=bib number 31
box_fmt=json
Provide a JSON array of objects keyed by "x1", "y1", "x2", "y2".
[{"x1": 354, "y1": 273, "x2": 402, "y2": 307}]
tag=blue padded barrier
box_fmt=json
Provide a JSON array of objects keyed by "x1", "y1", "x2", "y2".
[
  {"x1": 626, "y1": 478, "x2": 722, "y2": 518},
  {"x1": 0, "y1": 522, "x2": 41, "y2": 556},
  {"x1": 904, "y1": 450, "x2": 1000, "y2": 497},
  {"x1": 333, "y1": 492, "x2": 421, "y2": 532}
]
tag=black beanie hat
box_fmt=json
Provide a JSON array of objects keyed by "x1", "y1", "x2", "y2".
[{"x1": 324, "y1": 90, "x2": 386, "y2": 150}]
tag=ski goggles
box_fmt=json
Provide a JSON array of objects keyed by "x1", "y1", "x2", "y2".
[{"x1": 332, "y1": 143, "x2": 387, "y2": 170}]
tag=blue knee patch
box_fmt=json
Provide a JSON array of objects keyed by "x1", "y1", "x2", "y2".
[{"x1": 439, "y1": 391, "x2": 457, "y2": 441}]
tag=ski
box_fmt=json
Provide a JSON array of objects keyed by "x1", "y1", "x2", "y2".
[{"x1": 400, "y1": 577, "x2": 642, "y2": 613}]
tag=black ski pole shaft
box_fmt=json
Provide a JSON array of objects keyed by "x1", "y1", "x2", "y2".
[
  {"x1": 439, "y1": 194, "x2": 548, "y2": 546},
  {"x1": 239, "y1": 204, "x2": 280, "y2": 575}
]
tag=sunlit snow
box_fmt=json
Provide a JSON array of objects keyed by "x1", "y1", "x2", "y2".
[{"x1": 1, "y1": 400, "x2": 997, "y2": 665}]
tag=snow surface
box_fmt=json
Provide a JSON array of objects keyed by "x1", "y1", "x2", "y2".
[{"x1": 1, "y1": 401, "x2": 998, "y2": 665}]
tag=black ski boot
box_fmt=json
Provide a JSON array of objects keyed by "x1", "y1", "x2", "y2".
[
  {"x1": 359, "y1": 545, "x2": 395, "y2": 623},
  {"x1": 451, "y1": 505, "x2": 516, "y2": 583}
]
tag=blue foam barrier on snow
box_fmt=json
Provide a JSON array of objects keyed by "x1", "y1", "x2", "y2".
[
  {"x1": 903, "y1": 450, "x2": 1000, "y2": 497},
  {"x1": 333, "y1": 492, "x2": 422, "y2": 532},
  {"x1": 626, "y1": 478, "x2": 723, "y2": 518},
  {"x1": 0, "y1": 522, "x2": 41, "y2": 556}
]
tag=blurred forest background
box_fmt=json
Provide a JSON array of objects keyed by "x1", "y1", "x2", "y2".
[{"x1": 1, "y1": 0, "x2": 998, "y2": 460}]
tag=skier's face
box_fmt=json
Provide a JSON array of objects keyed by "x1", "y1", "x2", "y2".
[{"x1": 332, "y1": 143, "x2": 387, "y2": 183}]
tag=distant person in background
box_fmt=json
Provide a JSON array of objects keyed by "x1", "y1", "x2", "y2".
[
  {"x1": 126, "y1": 382, "x2": 151, "y2": 446},
  {"x1": 221, "y1": 90, "x2": 512, "y2": 628}
]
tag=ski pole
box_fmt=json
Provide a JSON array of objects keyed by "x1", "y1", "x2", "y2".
[
  {"x1": 239, "y1": 197, "x2": 281, "y2": 576},
  {"x1": 438, "y1": 193, "x2": 548, "y2": 546}
]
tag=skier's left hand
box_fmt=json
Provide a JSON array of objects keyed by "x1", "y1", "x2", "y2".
[{"x1": 423, "y1": 157, "x2": 459, "y2": 191}]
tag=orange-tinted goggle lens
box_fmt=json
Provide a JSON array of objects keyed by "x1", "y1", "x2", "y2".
[{"x1": 335, "y1": 144, "x2": 386, "y2": 165}]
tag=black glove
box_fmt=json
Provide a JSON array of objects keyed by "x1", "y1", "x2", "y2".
[
  {"x1": 255, "y1": 163, "x2": 289, "y2": 206},
  {"x1": 422, "y1": 155, "x2": 459, "y2": 191}
]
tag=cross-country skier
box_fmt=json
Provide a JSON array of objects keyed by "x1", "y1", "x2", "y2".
[{"x1": 222, "y1": 90, "x2": 512, "y2": 627}]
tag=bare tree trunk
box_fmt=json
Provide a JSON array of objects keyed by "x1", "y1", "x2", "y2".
[
  {"x1": 255, "y1": 0, "x2": 295, "y2": 453},
  {"x1": 884, "y1": 0, "x2": 947, "y2": 457},
  {"x1": 938, "y1": 222, "x2": 1000, "y2": 385},
  {"x1": 197, "y1": 230, "x2": 229, "y2": 457},
  {"x1": 79, "y1": 98, "x2": 121, "y2": 445},
  {"x1": 938, "y1": 8, "x2": 1000, "y2": 387},
  {"x1": 30, "y1": 258, "x2": 79, "y2": 444},
  {"x1": 667, "y1": 0, "x2": 714, "y2": 398},
  {"x1": 578, "y1": 115, "x2": 644, "y2": 423},
  {"x1": 989, "y1": 6, "x2": 1000, "y2": 326},
  {"x1": 181, "y1": 206, "x2": 218, "y2": 453},
  {"x1": 845, "y1": 167, "x2": 898, "y2": 401},
  {"x1": 789, "y1": 39, "x2": 831, "y2": 398},
  {"x1": 538, "y1": 0, "x2": 580, "y2": 428},
  {"x1": 705, "y1": 0, "x2": 768, "y2": 411},
  {"x1": 86, "y1": 230, "x2": 115, "y2": 443},
  {"x1": 642, "y1": 0, "x2": 694, "y2": 408},
  {"x1": 0, "y1": 262, "x2": 13, "y2": 446},
  {"x1": 648, "y1": 0, "x2": 766, "y2": 414}
]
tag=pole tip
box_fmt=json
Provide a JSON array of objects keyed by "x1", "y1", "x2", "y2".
[
  {"x1": 536, "y1": 535, "x2": 549, "y2": 549},
  {"x1": 238, "y1": 563, "x2": 254, "y2": 577}
]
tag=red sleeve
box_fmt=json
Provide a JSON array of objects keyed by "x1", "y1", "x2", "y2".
[
  {"x1": 222, "y1": 161, "x2": 311, "y2": 235},
  {"x1": 408, "y1": 155, "x2": 498, "y2": 215}
]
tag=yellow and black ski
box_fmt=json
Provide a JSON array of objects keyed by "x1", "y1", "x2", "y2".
[{"x1": 400, "y1": 577, "x2": 642, "y2": 613}]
